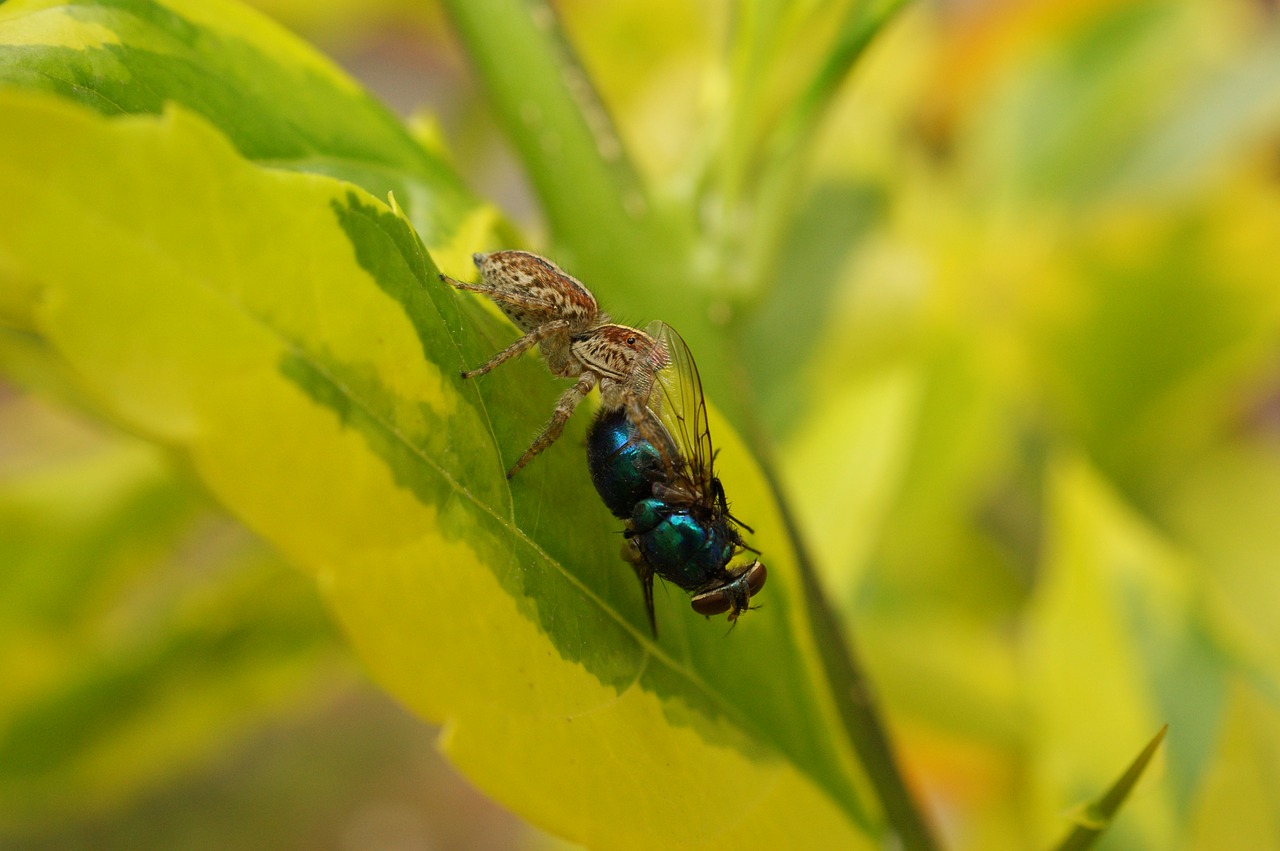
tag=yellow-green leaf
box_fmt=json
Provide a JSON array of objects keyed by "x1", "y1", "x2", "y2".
[
  {"x1": 0, "y1": 0, "x2": 495, "y2": 250},
  {"x1": 1055, "y1": 724, "x2": 1169, "y2": 851},
  {"x1": 1186, "y1": 680, "x2": 1280, "y2": 849},
  {"x1": 0, "y1": 399, "x2": 343, "y2": 829},
  {"x1": 0, "y1": 89, "x2": 881, "y2": 848},
  {"x1": 1022, "y1": 456, "x2": 1190, "y2": 849}
]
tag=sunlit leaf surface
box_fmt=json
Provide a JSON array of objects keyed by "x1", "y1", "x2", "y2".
[
  {"x1": 5, "y1": 0, "x2": 1280, "y2": 847},
  {"x1": 0, "y1": 81, "x2": 878, "y2": 846}
]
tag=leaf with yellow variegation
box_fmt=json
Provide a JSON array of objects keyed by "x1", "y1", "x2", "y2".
[
  {"x1": 0, "y1": 83, "x2": 881, "y2": 847},
  {"x1": 0, "y1": 0, "x2": 498, "y2": 252}
]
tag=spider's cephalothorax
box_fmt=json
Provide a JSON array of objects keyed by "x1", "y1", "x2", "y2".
[{"x1": 442, "y1": 251, "x2": 669, "y2": 478}]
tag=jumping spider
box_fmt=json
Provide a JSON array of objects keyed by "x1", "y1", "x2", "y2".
[{"x1": 441, "y1": 251, "x2": 672, "y2": 479}]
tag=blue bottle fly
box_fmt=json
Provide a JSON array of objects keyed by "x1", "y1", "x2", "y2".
[{"x1": 585, "y1": 322, "x2": 766, "y2": 636}]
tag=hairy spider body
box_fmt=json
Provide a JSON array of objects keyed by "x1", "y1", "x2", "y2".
[
  {"x1": 442, "y1": 251, "x2": 668, "y2": 478},
  {"x1": 449, "y1": 251, "x2": 599, "y2": 379}
]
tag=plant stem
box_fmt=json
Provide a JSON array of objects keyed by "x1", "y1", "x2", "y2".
[{"x1": 437, "y1": 0, "x2": 690, "y2": 301}]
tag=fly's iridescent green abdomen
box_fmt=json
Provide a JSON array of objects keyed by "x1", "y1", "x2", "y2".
[{"x1": 630, "y1": 497, "x2": 736, "y2": 589}]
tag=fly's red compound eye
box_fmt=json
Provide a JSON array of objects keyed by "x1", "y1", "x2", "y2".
[
  {"x1": 690, "y1": 588, "x2": 731, "y2": 616},
  {"x1": 689, "y1": 561, "x2": 767, "y2": 619}
]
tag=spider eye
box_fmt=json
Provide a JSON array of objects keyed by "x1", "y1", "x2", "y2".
[{"x1": 626, "y1": 336, "x2": 636, "y2": 345}]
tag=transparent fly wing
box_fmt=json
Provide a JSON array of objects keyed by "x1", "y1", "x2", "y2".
[{"x1": 642, "y1": 321, "x2": 715, "y2": 497}]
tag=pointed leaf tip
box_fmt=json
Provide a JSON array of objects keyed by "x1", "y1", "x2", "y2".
[{"x1": 1054, "y1": 724, "x2": 1169, "y2": 851}]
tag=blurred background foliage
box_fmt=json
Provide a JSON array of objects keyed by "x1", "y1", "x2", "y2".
[{"x1": 3, "y1": 0, "x2": 1280, "y2": 848}]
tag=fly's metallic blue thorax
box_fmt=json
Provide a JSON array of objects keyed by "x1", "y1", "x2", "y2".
[{"x1": 585, "y1": 407, "x2": 665, "y2": 519}]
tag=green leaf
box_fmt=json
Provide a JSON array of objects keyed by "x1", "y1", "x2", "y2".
[
  {"x1": 1186, "y1": 681, "x2": 1280, "y2": 849},
  {"x1": 1054, "y1": 725, "x2": 1169, "y2": 851},
  {"x1": 0, "y1": 0, "x2": 498, "y2": 255},
  {"x1": 1021, "y1": 456, "x2": 1197, "y2": 848},
  {"x1": 710, "y1": 0, "x2": 909, "y2": 300},
  {"x1": 0, "y1": 403, "x2": 343, "y2": 829},
  {"x1": 0, "y1": 87, "x2": 882, "y2": 847},
  {"x1": 1163, "y1": 443, "x2": 1280, "y2": 703}
]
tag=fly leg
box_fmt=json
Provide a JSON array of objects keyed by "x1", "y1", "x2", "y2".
[{"x1": 621, "y1": 535, "x2": 658, "y2": 637}]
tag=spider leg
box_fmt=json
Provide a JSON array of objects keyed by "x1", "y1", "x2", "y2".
[
  {"x1": 506, "y1": 371, "x2": 598, "y2": 478},
  {"x1": 460, "y1": 319, "x2": 571, "y2": 379},
  {"x1": 440, "y1": 273, "x2": 557, "y2": 312}
]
